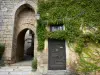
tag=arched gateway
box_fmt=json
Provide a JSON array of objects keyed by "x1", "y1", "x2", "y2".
[
  {"x1": 11, "y1": 4, "x2": 37, "y2": 63},
  {"x1": 16, "y1": 29, "x2": 34, "y2": 62}
]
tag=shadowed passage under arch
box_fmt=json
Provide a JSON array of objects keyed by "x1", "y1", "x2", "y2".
[
  {"x1": 12, "y1": 3, "x2": 36, "y2": 64},
  {"x1": 16, "y1": 28, "x2": 34, "y2": 62}
]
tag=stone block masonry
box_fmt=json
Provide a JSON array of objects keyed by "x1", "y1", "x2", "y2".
[{"x1": 0, "y1": 0, "x2": 37, "y2": 62}]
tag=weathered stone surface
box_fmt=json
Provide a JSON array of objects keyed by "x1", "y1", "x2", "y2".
[
  {"x1": 0, "y1": 0, "x2": 94, "y2": 75},
  {"x1": 0, "y1": 66, "x2": 33, "y2": 75},
  {"x1": 10, "y1": 72, "x2": 23, "y2": 75},
  {"x1": 0, "y1": 65, "x2": 78, "y2": 75},
  {"x1": 0, "y1": 0, "x2": 37, "y2": 63},
  {"x1": 0, "y1": 72, "x2": 8, "y2": 75},
  {"x1": 42, "y1": 70, "x2": 77, "y2": 75}
]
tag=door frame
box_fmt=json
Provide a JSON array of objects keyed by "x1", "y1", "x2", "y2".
[{"x1": 48, "y1": 39, "x2": 66, "y2": 70}]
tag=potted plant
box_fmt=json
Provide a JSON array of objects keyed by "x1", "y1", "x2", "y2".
[{"x1": 32, "y1": 57, "x2": 37, "y2": 71}]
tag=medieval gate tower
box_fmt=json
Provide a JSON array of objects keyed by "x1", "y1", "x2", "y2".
[{"x1": 0, "y1": 0, "x2": 37, "y2": 63}]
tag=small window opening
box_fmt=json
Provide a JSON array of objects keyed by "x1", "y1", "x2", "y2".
[{"x1": 50, "y1": 25, "x2": 64, "y2": 32}]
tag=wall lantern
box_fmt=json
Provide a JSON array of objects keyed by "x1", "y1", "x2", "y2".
[{"x1": 35, "y1": 13, "x2": 40, "y2": 20}]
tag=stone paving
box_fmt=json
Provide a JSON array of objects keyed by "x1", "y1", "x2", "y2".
[
  {"x1": 0, "y1": 60, "x2": 76, "y2": 75},
  {"x1": 0, "y1": 65, "x2": 77, "y2": 75},
  {"x1": 44, "y1": 70, "x2": 77, "y2": 75},
  {"x1": 0, "y1": 66, "x2": 34, "y2": 75}
]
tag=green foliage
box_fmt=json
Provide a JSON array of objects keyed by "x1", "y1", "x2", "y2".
[
  {"x1": 77, "y1": 45, "x2": 100, "y2": 74},
  {"x1": 32, "y1": 58, "x2": 37, "y2": 71},
  {"x1": 94, "y1": 30, "x2": 100, "y2": 43},
  {"x1": 47, "y1": 19, "x2": 64, "y2": 26},
  {"x1": 0, "y1": 43, "x2": 5, "y2": 51},
  {"x1": 78, "y1": 56, "x2": 100, "y2": 73},
  {"x1": 65, "y1": 20, "x2": 82, "y2": 42},
  {"x1": 46, "y1": 31, "x2": 66, "y2": 40},
  {"x1": 39, "y1": 0, "x2": 100, "y2": 25},
  {"x1": 0, "y1": 43, "x2": 5, "y2": 59},
  {"x1": 37, "y1": 20, "x2": 46, "y2": 51},
  {"x1": 38, "y1": 0, "x2": 100, "y2": 74},
  {"x1": 75, "y1": 35, "x2": 100, "y2": 74},
  {"x1": 75, "y1": 38, "x2": 85, "y2": 55},
  {"x1": 38, "y1": 0, "x2": 100, "y2": 51}
]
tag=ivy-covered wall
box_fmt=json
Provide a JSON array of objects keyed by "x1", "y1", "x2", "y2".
[{"x1": 37, "y1": 0, "x2": 100, "y2": 74}]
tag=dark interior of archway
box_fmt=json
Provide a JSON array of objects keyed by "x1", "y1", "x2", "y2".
[{"x1": 16, "y1": 29, "x2": 34, "y2": 62}]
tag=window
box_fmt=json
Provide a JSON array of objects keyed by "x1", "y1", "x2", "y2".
[{"x1": 50, "y1": 25, "x2": 63, "y2": 32}]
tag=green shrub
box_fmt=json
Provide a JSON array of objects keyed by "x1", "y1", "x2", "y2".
[
  {"x1": 0, "y1": 43, "x2": 5, "y2": 59},
  {"x1": 37, "y1": 20, "x2": 46, "y2": 51},
  {"x1": 46, "y1": 30, "x2": 66, "y2": 40},
  {"x1": 38, "y1": 0, "x2": 100, "y2": 74},
  {"x1": 32, "y1": 58, "x2": 37, "y2": 71}
]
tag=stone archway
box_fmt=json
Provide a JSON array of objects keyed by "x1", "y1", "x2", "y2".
[
  {"x1": 12, "y1": 4, "x2": 37, "y2": 63},
  {"x1": 16, "y1": 28, "x2": 34, "y2": 62}
]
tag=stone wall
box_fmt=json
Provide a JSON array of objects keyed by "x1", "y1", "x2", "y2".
[
  {"x1": 0, "y1": 0, "x2": 37, "y2": 62},
  {"x1": 0, "y1": 0, "x2": 99, "y2": 75}
]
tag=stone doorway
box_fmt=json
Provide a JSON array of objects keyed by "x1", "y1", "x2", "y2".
[
  {"x1": 12, "y1": 29, "x2": 34, "y2": 66},
  {"x1": 11, "y1": 4, "x2": 37, "y2": 65},
  {"x1": 16, "y1": 29, "x2": 34, "y2": 62},
  {"x1": 48, "y1": 39, "x2": 66, "y2": 70}
]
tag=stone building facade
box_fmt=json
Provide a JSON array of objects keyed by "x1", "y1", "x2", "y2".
[
  {"x1": 0, "y1": 0, "x2": 37, "y2": 62},
  {"x1": 0, "y1": 0, "x2": 78, "y2": 74}
]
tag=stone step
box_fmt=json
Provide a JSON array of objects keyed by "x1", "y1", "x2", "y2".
[
  {"x1": 0, "y1": 66, "x2": 31, "y2": 69},
  {"x1": 0, "y1": 66, "x2": 32, "y2": 72},
  {"x1": 0, "y1": 68, "x2": 14, "y2": 71},
  {"x1": 0, "y1": 72, "x2": 9, "y2": 75},
  {"x1": 42, "y1": 70, "x2": 76, "y2": 75},
  {"x1": 13, "y1": 68, "x2": 32, "y2": 71},
  {"x1": 43, "y1": 70, "x2": 66, "y2": 75},
  {"x1": 0, "y1": 71, "x2": 32, "y2": 75},
  {"x1": 9, "y1": 71, "x2": 32, "y2": 75},
  {"x1": 11, "y1": 60, "x2": 32, "y2": 66}
]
